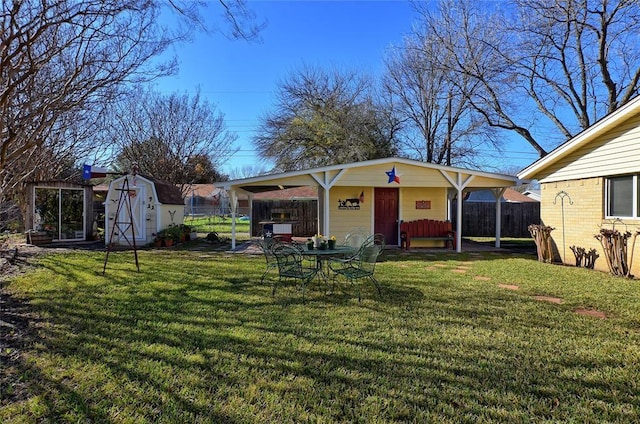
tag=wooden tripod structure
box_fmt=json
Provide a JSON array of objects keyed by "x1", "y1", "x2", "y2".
[{"x1": 103, "y1": 175, "x2": 140, "y2": 274}]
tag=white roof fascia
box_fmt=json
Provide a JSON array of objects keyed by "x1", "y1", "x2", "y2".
[
  {"x1": 218, "y1": 157, "x2": 519, "y2": 190},
  {"x1": 518, "y1": 95, "x2": 640, "y2": 181}
]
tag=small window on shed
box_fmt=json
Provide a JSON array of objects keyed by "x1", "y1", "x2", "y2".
[{"x1": 607, "y1": 176, "x2": 633, "y2": 217}]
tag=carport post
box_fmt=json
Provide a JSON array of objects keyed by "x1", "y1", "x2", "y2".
[
  {"x1": 230, "y1": 189, "x2": 237, "y2": 249},
  {"x1": 440, "y1": 170, "x2": 475, "y2": 253},
  {"x1": 493, "y1": 188, "x2": 506, "y2": 248},
  {"x1": 310, "y1": 169, "x2": 347, "y2": 237},
  {"x1": 456, "y1": 185, "x2": 463, "y2": 253}
]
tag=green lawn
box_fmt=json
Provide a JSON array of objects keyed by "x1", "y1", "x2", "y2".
[
  {"x1": 2, "y1": 243, "x2": 640, "y2": 422},
  {"x1": 183, "y1": 216, "x2": 250, "y2": 239}
]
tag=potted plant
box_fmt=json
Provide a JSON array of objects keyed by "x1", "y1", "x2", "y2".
[
  {"x1": 328, "y1": 236, "x2": 336, "y2": 250},
  {"x1": 179, "y1": 224, "x2": 191, "y2": 242},
  {"x1": 157, "y1": 225, "x2": 181, "y2": 247},
  {"x1": 306, "y1": 238, "x2": 314, "y2": 250}
]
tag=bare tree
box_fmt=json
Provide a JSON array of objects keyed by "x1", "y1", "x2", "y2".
[
  {"x1": 108, "y1": 87, "x2": 237, "y2": 195},
  {"x1": 227, "y1": 164, "x2": 271, "y2": 180},
  {"x1": 383, "y1": 25, "x2": 492, "y2": 166},
  {"x1": 0, "y1": 0, "x2": 263, "y2": 228},
  {"x1": 419, "y1": 0, "x2": 549, "y2": 157},
  {"x1": 513, "y1": 0, "x2": 640, "y2": 132},
  {"x1": 254, "y1": 66, "x2": 398, "y2": 171},
  {"x1": 421, "y1": 0, "x2": 640, "y2": 157}
]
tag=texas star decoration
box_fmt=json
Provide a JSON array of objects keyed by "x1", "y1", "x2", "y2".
[{"x1": 385, "y1": 166, "x2": 401, "y2": 184}]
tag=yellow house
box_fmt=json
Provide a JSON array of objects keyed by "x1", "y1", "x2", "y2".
[
  {"x1": 219, "y1": 157, "x2": 519, "y2": 251},
  {"x1": 519, "y1": 95, "x2": 640, "y2": 275}
]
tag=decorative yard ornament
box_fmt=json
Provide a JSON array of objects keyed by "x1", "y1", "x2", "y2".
[
  {"x1": 554, "y1": 190, "x2": 573, "y2": 262},
  {"x1": 103, "y1": 164, "x2": 141, "y2": 275},
  {"x1": 386, "y1": 166, "x2": 400, "y2": 184}
]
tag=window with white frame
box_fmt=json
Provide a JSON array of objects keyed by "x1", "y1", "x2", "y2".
[{"x1": 606, "y1": 175, "x2": 636, "y2": 218}]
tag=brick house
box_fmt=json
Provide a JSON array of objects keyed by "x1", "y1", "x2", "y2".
[{"x1": 518, "y1": 95, "x2": 640, "y2": 275}]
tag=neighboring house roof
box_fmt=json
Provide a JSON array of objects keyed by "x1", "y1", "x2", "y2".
[
  {"x1": 185, "y1": 183, "x2": 317, "y2": 201},
  {"x1": 465, "y1": 188, "x2": 539, "y2": 203},
  {"x1": 504, "y1": 188, "x2": 538, "y2": 202},
  {"x1": 518, "y1": 95, "x2": 640, "y2": 181},
  {"x1": 523, "y1": 189, "x2": 541, "y2": 201},
  {"x1": 183, "y1": 184, "x2": 227, "y2": 198}
]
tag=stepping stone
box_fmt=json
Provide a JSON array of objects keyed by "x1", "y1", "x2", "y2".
[
  {"x1": 425, "y1": 267, "x2": 437, "y2": 271},
  {"x1": 533, "y1": 295, "x2": 563, "y2": 304},
  {"x1": 452, "y1": 269, "x2": 467, "y2": 273},
  {"x1": 575, "y1": 309, "x2": 607, "y2": 319},
  {"x1": 473, "y1": 276, "x2": 491, "y2": 281},
  {"x1": 433, "y1": 264, "x2": 448, "y2": 268},
  {"x1": 498, "y1": 284, "x2": 520, "y2": 290}
]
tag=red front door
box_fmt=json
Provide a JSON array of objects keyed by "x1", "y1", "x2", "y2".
[{"x1": 374, "y1": 188, "x2": 399, "y2": 246}]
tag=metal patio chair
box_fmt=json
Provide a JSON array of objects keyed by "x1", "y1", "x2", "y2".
[
  {"x1": 271, "y1": 243, "x2": 318, "y2": 302},
  {"x1": 330, "y1": 243, "x2": 383, "y2": 301},
  {"x1": 254, "y1": 237, "x2": 282, "y2": 284},
  {"x1": 342, "y1": 228, "x2": 370, "y2": 250}
]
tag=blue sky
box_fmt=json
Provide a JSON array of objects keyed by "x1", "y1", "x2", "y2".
[{"x1": 156, "y1": 0, "x2": 541, "y2": 175}]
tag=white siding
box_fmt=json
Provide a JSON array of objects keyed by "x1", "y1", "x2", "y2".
[{"x1": 538, "y1": 112, "x2": 640, "y2": 182}]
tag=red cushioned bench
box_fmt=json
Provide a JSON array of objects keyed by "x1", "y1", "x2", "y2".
[{"x1": 400, "y1": 219, "x2": 456, "y2": 250}]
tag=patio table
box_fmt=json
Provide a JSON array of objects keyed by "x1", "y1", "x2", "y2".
[{"x1": 301, "y1": 245, "x2": 355, "y2": 283}]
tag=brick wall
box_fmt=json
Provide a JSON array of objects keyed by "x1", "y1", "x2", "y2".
[{"x1": 541, "y1": 177, "x2": 640, "y2": 276}]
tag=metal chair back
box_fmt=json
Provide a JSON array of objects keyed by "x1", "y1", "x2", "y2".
[
  {"x1": 271, "y1": 243, "x2": 318, "y2": 301},
  {"x1": 255, "y1": 238, "x2": 282, "y2": 283}
]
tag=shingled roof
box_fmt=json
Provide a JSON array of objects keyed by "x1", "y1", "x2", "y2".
[{"x1": 148, "y1": 177, "x2": 184, "y2": 205}]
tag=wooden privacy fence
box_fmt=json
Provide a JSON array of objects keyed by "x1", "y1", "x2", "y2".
[
  {"x1": 452, "y1": 202, "x2": 540, "y2": 238},
  {"x1": 251, "y1": 200, "x2": 318, "y2": 237}
]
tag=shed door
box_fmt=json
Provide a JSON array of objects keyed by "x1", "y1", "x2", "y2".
[
  {"x1": 117, "y1": 184, "x2": 146, "y2": 242},
  {"x1": 374, "y1": 188, "x2": 398, "y2": 245}
]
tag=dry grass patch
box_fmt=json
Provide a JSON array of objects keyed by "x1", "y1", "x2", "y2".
[
  {"x1": 533, "y1": 295, "x2": 564, "y2": 304},
  {"x1": 498, "y1": 284, "x2": 520, "y2": 290}
]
